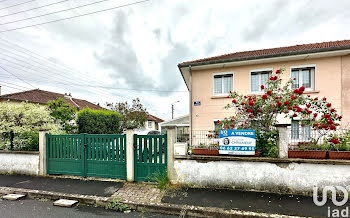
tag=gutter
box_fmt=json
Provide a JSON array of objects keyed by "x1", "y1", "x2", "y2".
[
  {"x1": 189, "y1": 65, "x2": 192, "y2": 150},
  {"x1": 178, "y1": 45, "x2": 350, "y2": 68}
]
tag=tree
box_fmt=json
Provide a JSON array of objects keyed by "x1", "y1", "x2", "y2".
[
  {"x1": 106, "y1": 98, "x2": 148, "y2": 130},
  {"x1": 77, "y1": 108, "x2": 122, "y2": 134},
  {"x1": 0, "y1": 102, "x2": 63, "y2": 150},
  {"x1": 47, "y1": 98, "x2": 77, "y2": 133},
  {"x1": 213, "y1": 68, "x2": 342, "y2": 145}
]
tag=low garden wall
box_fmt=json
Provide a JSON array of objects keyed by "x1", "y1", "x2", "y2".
[
  {"x1": 173, "y1": 155, "x2": 350, "y2": 196},
  {"x1": 0, "y1": 151, "x2": 39, "y2": 175}
]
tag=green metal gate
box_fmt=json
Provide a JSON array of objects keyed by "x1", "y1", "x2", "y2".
[
  {"x1": 134, "y1": 134, "x2": 167, "y2": 181},
  {"x1": 46, "y1": 134, "x2": 126, "y2": 179}
]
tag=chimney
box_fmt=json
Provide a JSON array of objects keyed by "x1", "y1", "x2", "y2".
[{"x1": 64, "y1": 92, "x2": 72, "y2": 100}]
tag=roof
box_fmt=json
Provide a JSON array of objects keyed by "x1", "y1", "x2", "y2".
[
  {"x1": 179, "y1": 39, "x2": 350, "y2": 67},
  {"x1": 147, "y1": 114, "x2": 164, "y2": 123},
  {"x1": 159, "y1": 115, "x2": 189, "y2": 127},
  {"x1": 0, "y1": 89, "x2": 103, "y2": 110}
]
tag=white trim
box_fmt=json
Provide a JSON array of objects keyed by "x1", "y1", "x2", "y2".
[
  {"x1": 212, "y1": 72, "x2": 234, "y2": 96},
  {"x1": 249, "y1": 68, "x2": 273, "y2": 94},
  {"x1": 290, "y1": 65, "x2": 316, "y2": 91}
]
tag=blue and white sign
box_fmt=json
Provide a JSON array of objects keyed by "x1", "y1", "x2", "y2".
[{"x1": 219, "y1": 129, "x2": 256, "y2": 155}]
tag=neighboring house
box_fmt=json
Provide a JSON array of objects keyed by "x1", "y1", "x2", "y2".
[
  {"x1": 160, "y1": 115, "x2": 189, "y2": 142},
  {"x1": 0, "y1": 88, "x2": 103, "y2": 110},
  {"x1": 178, "y1": 40, "x2": 350, "y2": 144},
  {"x1": 135, "y1": 114, "x2": 164, "y2": 134}
]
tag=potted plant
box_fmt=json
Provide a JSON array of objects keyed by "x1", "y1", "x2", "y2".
[
  {"x1": 193, "y1": 143, "x2": 219, "y2": 156},
  {"x1": 288, "y1": 142, "x2": 328, "y2": 159},
  {"x1": 328, "y1": 133, "x2": 350, "y2": 160}
]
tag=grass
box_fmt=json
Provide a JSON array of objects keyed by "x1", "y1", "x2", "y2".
[
  {"x1": 150, "y1": 170, "x2": 170, "y2": 190},
  {"x1": 105, "y1": 198, "x2": 130, "y2": 212}
]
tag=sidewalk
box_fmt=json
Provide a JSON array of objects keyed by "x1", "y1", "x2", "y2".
[{"x1": 0, "y1": 174, "x2": 341, "y2": 217}]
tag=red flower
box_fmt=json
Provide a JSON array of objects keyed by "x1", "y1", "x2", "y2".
[
  {"x1": 276, "y1": 101, "x2": 282, "y2": 107},
  {"x1": 249, "y1": 101, "x2": 254, "y2": 106},
  {"x1": 257, "y1": 109, "x2": 262, "y2": 113},
  {"x1": 262, "y1": 94, "x2": 268, "y2": 99},
  {"x1": 232, "y1": 99, "x2": 237, "y2": 104},
  {"x1": 291, "y1": 96, "x2": 296, "y2": 100},
  {"x1": 248, "y1": 115, "x2": 252, "y2": 118},
  {"x1": 293, "y1": 113, "x2": 297, "y2": 117},
  {"x1": 284, "y1": 101, "x2": 289, "y2": 106},
  {"x1": 323, "y1": 97, "x2": 327, "y2": 101},
  {"x1": 244, "y1": 96, "x2": 247, "y2": 98},
  {"x1": 326, "y1": 103, "x2": 332, "y2": 107},
  {"x1": 276, "y1": 69, "x2": 280, "y2": 74},
  {"x1": 260, "y1": 85, "x2": 265, "y2": 89},
  {"x1": 299, "y1": 86, "x2": 305, "y2": 92},
  {"x1": 247, "y1": 108, "x2": 252, "y2": 113},
  {"x1": 314, "y1": 97, "x2": 318, "y2": 100},
  {"x1": 330, "y1": 126, "x2": 336, "y2": 130},
  {"x1": 293, "y1": 78, "x2": 296, "y2": 80},
  {"x1": 293, "y1": 89, "x2": 299, "y2": 94},
  {"x1": 327, "y1": 120, "x2": 333, "y2": 125},
  {"x1": 324, "y1": 114, "x2": 331, "y2": 119},
  {"x1": 296, "y1": 107, "x2": 302, "y2": 112},
  {"x1": 339, "y1": 116, "x2": 343, "y2": 120},
  {"x1": 287, "y1": 106, "x2": 293, "y2": 110},
  {"x1": 241, "y1": 102, "x2": 245, "y2": 105},
  {"x1": 313, "y1": 123, "x2": 319, "y2": 127},
  {"x1": 331, "y1": 138, "x2": 340, "y2": 144},
  {"x1": 216, "y1": 120, "x2": 220, "y2": 124},
  {"x1": 306, "y1": 104, "x2": 311, "y2": 108},
  {"x1": 266, "y1": 90, "x2": 272, "y2": 95},
  {"x1": 313, "y1": 113, "x2": 318, "y2": 117},
  {"x1": 330, "y1": 108, "x2": 335, "y2": 113}
]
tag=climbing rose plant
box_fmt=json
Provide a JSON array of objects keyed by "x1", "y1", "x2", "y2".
[{"x1": 213, "y1": 68, "x2": 342, "y2": 145}]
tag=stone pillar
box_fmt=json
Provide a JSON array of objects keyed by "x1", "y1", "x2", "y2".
[
  {"x1": 126, "y1": 129, "x2": 134, "y2": 182},
  {"x1": 277, "y1": 126, "x2": 289, "y2": 158},
  {"x1": 166, "y1": 127, "x2": 177, "y2": 182},
  {"x1": 39, "y1": 130, "x2": 49, "y2": 176}
]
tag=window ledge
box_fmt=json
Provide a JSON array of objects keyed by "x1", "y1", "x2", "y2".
[
  {"x1": 211, "y1": 95, "x2": 229, "y2": 99},
  {"x1": 175, "y1": 154, "x2": 350, "y2": 165},
  {"x1": 303, "y1": 90, "x2": 320, "y2": 94}
]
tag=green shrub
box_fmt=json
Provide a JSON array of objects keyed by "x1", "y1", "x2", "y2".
[
  {"x1": 150, "y1": 170, "x2": 170, "y2": 189},
  {"x1": 256, "y1": 129, "x2": 279, "y2": 158},
  {"x1": 77, "y1": 108, "x2": 122, "y2": 134}
]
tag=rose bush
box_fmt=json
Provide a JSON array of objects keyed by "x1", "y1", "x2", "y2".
[{"x1": 211, "y1": 68, "x2": 342, "y2": 152}]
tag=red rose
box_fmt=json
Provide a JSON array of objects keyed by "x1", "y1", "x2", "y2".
[
  {"x1": 241, "y1": 102, "x2": 245, "y2": 105},
  {"x1": 293, "y1": 89, "x2": 299, "y2": 94},
  {"x1": 324, "y1": 114, "x2": 331, "y2": 119},
  {"x1": 248, "y1": 115, "x2": 252, "y2": 118},
  {"x1": 284, "y1": 101, "x2": 289, "y2": 106},
  {"x1": 293, "y1": 113, "x2": 297, "y2": 117},
  {"x1": 266, "y1": 90, "x2": 272, "y2": 95},
  {"x1": 276, "y1": 101, "x2": 282, "y2": 107},
  {"x1": 262, "y1": 94, "x2": 268, "y2": 99},
  {"x1": 260, "y1": 85, "x2": 264, "y2": 89},
  {"x1": 257, "y1": 109, "x2": 262, "y2": 112},
  {"x1": 299, "y1": 86, "x2": 305, "y2": 92},
  {"x1": 313, "y1": 113, "x2": 318, "y2": 117},
  {"x1": 314, "y1": 97, "x2": 318, "y2": 100},
  {"x1": 306, "y1": 104, "x2": 311, "y2": 108},
  {"x1": 296, "y1": 107, "x2": 302, "y2": 112},
  {"x1": 323, "y1": 97, "x2": 327, "y2": 101},
  {"x1": 291, "y1": 96, "x2": 296, "y2": 100},
  {"x1": 313, "y1": 123, "x2": 319, "y2": 127},
  {"x1": 247, "y1": 108, "x2": 252, "y2": 113},
  {"x1": 232, "y1": 99, "x2": 237, "y2": 103},
  {"x1": 287, "y1": 106, "x2": 293, "y2": 110},
  {"x1": 249, "y1": 101, "x2": 254, "y2": 106},
  {"x1": 326, "y1": 103, "x2": 332, "y2": 107},
  {"x1": 244, "y1": 96, "x2": 247, "y2": 98},
  {"x1": 216, "y1": 120, "x2": 220, "y2": 124},
  {"x1": 276, "y1": 69, "x2": 280, "y2": 74},
  {"x1": 330, "y1": 126, "x2": 336, "y2": 130},
  {"x1": 330, "y1": 108, "x2": 335, "y2": 113},
  {"x1": 293, "y1": 78, "x2": 296, "y2": 80}
]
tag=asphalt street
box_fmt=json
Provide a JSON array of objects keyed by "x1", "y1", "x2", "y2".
[{"x1": 0, "y1": 198, "x2": 177, "y2": 218}]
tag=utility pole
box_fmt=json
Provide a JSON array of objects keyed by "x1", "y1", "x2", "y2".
[{"x1": 171, "y1": 101, "x2": 179, "y2": 119}]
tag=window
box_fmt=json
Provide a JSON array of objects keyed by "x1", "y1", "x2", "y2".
[
  {"x1": 291, "y1": 67, "x2": 315, "y2": 90},
  {"x1": 291, "y1": 120, "x2": 311, "y2": 141},
  {"x1": 251, "y1": 70, "x2": 270, "y2": 92},
  {"x1": 147, "y1": 121, "x2": 152, "y2": 128},
  {"x1": 213, "y1": 73, "x2": 233, "y2": 95}
]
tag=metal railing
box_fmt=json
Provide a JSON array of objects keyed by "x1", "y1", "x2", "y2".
[{"x1": 191, "y1": 130, "x2": 218, "y2": 148}]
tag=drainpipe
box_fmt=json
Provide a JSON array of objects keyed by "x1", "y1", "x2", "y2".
[{"x1": 189, "y1": 65, "x2": 192, "y2": 153}]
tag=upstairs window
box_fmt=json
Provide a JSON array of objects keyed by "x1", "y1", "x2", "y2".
[
  {"x1": 213, "y1": 73, "x2": 233, "y2": 95},
  {"x1": 251, "y1": 70, "x2": 270, "y2": 93},
  {"x1": 148, "y1": 121, "x2": 152, "y2": 128},
  {"x1": 291, "y1": 67, "x2": 315, "y2": 90}
]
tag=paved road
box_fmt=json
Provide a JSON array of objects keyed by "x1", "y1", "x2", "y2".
[
  {"x1": 0, "y1": 174, "x2": 123, "y2": 197},
  {"x1": 0, "y1": 198, "x2": 177, "y2": 218}
]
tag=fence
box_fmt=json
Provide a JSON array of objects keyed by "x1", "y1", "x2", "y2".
[
  {"x1": 0, "y1": 130, "x2": 39, "y2": 151},
  {"x1": 191, "y1": 130, "x2": 218, "y2": 147}
]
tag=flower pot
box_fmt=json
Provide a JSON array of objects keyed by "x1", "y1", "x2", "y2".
[
  {"x1": 328, "y1": 151, "x2": 350, "y2": 160},
  {"x1": 255, "y1": 149, "x2": 261, "y2": 157},
  {"x1": 288, "y1": 150, "x2": 327, "y2": 159},
  {"x1": 193, "y1": 148, "x2": 219, "y2": 156}
]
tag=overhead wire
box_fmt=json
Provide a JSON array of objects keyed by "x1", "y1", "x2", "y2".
[
  {"x1": 0, "y1": 64, "x2": 35, "y2": 88},
  {"x1": 0, "y1": 0, "x2": 37, "y2": 11}
]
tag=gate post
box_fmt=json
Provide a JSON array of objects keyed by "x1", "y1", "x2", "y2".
[
  {"x1": 126, "y1": 129, "x2": 134, "y2": 182},
  {"x1": 39, "y1": 130, "x2": 49, "y2": 176},
  {"x1": 166, "y1": 127, "x2": 177, "y2": 182},
  {"x1": 276, "y1": 124, "x2": 289, "y2": 158}
]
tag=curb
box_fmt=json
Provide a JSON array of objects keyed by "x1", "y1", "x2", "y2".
[{"x1": 0, "y1": 186, "x2": 304, "y2": 218}]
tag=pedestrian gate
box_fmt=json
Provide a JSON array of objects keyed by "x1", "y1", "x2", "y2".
[
  {"x1": 134, "y1": 134, "x2": 167, "y2": 181},
  {"x1": 46, "y1": 134, "x2": 126, "y2": 179}
]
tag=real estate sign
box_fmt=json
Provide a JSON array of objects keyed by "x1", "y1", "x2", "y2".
[{"x1": 219, "y1": 129, "x2": 256, "y2": 155}]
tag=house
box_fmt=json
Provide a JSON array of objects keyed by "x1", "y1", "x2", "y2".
[
  {"x1": 134, "y1": 114, "x2": 164, "y2": 134},
  {"x1": 0, "y1": 88, "x2": 103, "y2": 110},
  {"x1": 160, "y1": 115, "x2": 189, "y2": 142},
  {"x1": 178, "y1": 39, "x2": 350, "y2": 144}
]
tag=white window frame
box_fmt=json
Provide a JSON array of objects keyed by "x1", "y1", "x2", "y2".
[
  {"x1": 290, "y1": 64, "x2": 316, "y2": 91},
  {"x1": 213, "y1": 72, "x2": 234, "y2": 96},
  {"x1": 250, "y1": 68, "x2": 272, "y2": 94},
  {"x1": 288, "y1": 118, "x2": 312, "y2": 143},
  {"x1": 212, "y1": 119, "x2": 223, "y2": 130},
  {"x1": 147, "y1": 121, "x2": 153, "y2": 128}
]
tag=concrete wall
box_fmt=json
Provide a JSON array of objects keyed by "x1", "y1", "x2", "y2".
[
  {"x1": 174, "y1": 158, "x2": 350, "y2": 195},
  {"x1": 191, "y1": 56, "x2": 343, "y2": 130},
  {"x1": 0, "y1": 151, "x2": 39, "y2": 175}
]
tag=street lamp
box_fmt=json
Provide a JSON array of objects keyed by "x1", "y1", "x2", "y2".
[{"x1": 171, "y1": 101, "x2": 179, "y2": 119}]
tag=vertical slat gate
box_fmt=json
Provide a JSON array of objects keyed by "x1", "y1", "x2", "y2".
[
  {"x1": 46, "y1": 134, "x2": 126, "y2": 179},
  {"x1": 134, "y1": 134, "x2": 167, "y2": 181}
]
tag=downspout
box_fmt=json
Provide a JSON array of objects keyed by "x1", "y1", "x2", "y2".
[{"x1": 189, "y1": 65, "x2": 192, "y2": 153}]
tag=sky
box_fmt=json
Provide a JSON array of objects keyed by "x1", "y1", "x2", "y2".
[{"x1": 0, "y1": 0, "x2": 350, "y2": 121}]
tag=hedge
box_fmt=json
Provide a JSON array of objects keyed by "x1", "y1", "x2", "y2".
[{"x1": 77, "y1": 108, "x2": 122, "y2": 134}]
